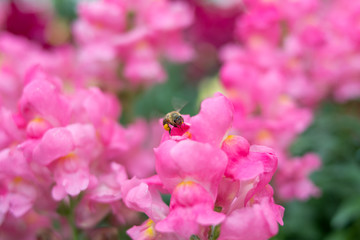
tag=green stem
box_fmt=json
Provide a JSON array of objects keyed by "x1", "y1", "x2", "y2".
[
  {"x1": 67, "y1": 196, "x2": 82, "y2": 240},
  {"x1": 208, "y1": 225, "x2": 221, "y2": 240}
]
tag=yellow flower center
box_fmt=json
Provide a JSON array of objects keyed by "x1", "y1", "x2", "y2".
[{"x1": 178, "y1": 180, "x2": 195, "y2": 187}]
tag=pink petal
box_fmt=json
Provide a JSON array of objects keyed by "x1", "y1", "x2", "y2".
[{"x1": 190, "y1": 93, "x2": 234, "y2": 147}]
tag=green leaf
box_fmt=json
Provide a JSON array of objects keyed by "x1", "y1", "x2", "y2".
[
  {"x1": 332, "y1": 196, "x2": 360, "y2": 229},
  {"x1": 134, "y1": 64, "x2": 199, "y2": 119}
]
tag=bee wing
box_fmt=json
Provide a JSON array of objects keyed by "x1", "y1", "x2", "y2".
[
  {"x1": 171, "y1": 97, "x2": 188, "y2": 113},
  {"x1": 149, "y1": 110, "x2": 166, "y2": 121}
]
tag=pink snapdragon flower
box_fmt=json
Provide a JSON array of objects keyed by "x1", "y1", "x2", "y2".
[{"x1": 126, "y1": 93, "x2": 283, "y2": 239}]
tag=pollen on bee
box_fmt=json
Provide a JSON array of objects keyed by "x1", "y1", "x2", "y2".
[{"x1": 163, "y1": 123, "x2": 170, "y2": 131}]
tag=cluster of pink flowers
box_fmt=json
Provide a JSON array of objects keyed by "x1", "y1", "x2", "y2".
[
  {"x1": 220, "y1": 43, "x2": 322, "y2": 200},
  {"x1": 0, "y1": 64, "x2": 285, "y2": 239},
  {"x1": 217, "y1": 0, "x2": 360, "y2": 105},
  {"x1": 73, "y1": 0, "x2": 194, "y2": 89},
  {"x1": 206, "y1": 0, "x2": 360, "y2": 200},
  {"x1": 0, "y1": 0, "x2": 194, "y2": 91},
  {"x1": 123, "y1": 93, "x2": 283, "y2": 239},
  {"x1": 0, "y1": 3, "x2": 285, "y2": 237},
  {"x1": 5, "y1": 0, "x2": 358, "y2": 238},
  {"x1": 0, "y1": 66, "x2": 160, "y2": 239}
]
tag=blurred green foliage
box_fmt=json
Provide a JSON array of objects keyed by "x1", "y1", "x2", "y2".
[
  {"x1": 273, "y1": 101, "x2": 360, "y2": 240},
  {"x1": 134, "y1": 64, "x2": 199, "y2": 119},
  {"x1": 52, "y1": 0, "x2": 77, "y2": 22}
]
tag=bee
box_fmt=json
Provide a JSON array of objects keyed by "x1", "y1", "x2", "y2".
[{"x1": 163, "y1": 111, "x2": 184, "y2": 134}]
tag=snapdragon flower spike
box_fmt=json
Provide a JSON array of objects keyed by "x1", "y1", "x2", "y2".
[{"x1": 128, "y1": 93, "x2": 283, "y2": 239}]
